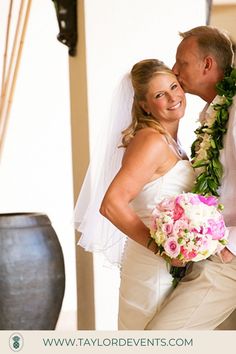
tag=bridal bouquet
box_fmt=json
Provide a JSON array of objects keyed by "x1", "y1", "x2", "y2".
[{"x1": 149, "y1": 192, "x2": 228, "y2": 263}]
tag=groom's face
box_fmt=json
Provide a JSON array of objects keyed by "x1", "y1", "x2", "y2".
[{"x1": 172, "y1": 37, "x2": 205, "y2": 96}]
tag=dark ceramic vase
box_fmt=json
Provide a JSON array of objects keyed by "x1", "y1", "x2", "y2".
[{"x1": 0, "y1": 213, "x2": 65, "y2": 330}]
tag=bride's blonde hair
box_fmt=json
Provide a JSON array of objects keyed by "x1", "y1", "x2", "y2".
[{"x1": 121, "y1": 59, "x2": 175, "y2": 147}]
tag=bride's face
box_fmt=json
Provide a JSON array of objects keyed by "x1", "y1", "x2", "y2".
[{"x1": 142, "y1": 73, "x2": 186, "y2": 123}]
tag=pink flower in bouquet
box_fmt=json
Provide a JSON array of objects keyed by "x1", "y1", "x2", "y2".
[
  {"x1": 197, "y1": 234, "x2": 212, "y2": 252},
  {"x1": 180, "y1": 246, "x2": 197, "y2": 261},
  {"x1": 172, "y1": 219, "x2": 189, "y2": 236},
  {"x1": 173, "y1": 203, "x2": 184, "y2": 221},
  {"x1": 198, "y1": 195, "x2": 218, "y2": 207},
  {"x1": 162, "y1": 222, "x2": 173, "y2": 235},
  {"x1": 207, "y1": 218, "x2": 226, "y2": 240},
  {"x1": 157, "y1": 198, "x2": 175, "y2": 212},
  {"x1": 164, "y1": 237, "x2": 180, "y2": 258},
  {"x1": 149, "y1": 192, "x2": 228, "y2": 263}
]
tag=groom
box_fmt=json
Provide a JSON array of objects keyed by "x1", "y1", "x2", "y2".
[{"x1": 146, "y1": 25, "x2": 236, "y2": 330}]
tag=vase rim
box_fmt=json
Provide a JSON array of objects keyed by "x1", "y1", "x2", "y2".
[{"x1": 0, "y1": 213, "x2": 52, "y2": 228}]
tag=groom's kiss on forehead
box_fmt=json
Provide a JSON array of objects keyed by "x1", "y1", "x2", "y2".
[{"x1": 172, "y1": 26, "x2": 233, "y2": 104}]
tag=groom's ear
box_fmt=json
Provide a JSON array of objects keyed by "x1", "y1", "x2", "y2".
[{"x1": 203, "y1": 56, "x2": 213, "y2": 73}]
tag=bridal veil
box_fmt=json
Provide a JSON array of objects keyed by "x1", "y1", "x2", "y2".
[{"x1": 74, "y1": 73, "x2": 134, "y2": 266}]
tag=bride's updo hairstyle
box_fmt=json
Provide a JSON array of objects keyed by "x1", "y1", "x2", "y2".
[{"x1": 121, "y1": 59, "x2": 175, "y2": 147}]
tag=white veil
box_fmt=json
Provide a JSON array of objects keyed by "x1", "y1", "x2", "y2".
[{"x1": 74, "y1": 73, "x2": 134, "y2": 266}]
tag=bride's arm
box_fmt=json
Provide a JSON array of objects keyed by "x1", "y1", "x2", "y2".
[{"x1": 100, "y1": 129, "x2": 170, "y2": 250}]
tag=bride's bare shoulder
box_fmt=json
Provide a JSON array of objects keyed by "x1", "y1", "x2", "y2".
[
  {"x1": 130, "y1": 127, "x2": 168, "y2": 150},
  {"x1": 122, "y1": 128, "x2": 170, "y2": 165}
]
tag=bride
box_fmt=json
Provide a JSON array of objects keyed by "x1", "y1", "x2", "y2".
[{"x1": 74, "y1": 59, "x2": 195, "y2": 329}]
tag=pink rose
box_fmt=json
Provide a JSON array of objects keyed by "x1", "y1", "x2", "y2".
[
  {"x1": 180, "y1": 246, "x2": 197, "y2": 260},
  {"x1": 173, "y1": 203, "x2": 184, "y2": 221},
  {"x1": 192, "y1": 225, "x2": 209, "y2": 235},
  {"x1": 163, "y1": 237, "x2": 180, "y2": 258},
  {"x1": 207, "y1": 218, "x2": 226, "y2": 240},
  {"x1": 198, "y1": 195, "x2": 218, "y2": 207},
  {"x1": 157, "y1": 198, "x2": 175, "y2": 212},
  {"x1": 172, "y1": 219, "x2": 189, "y2": 235},
  {"x1": 162, "y1": 222, "x2": 173, "y2": 235}
]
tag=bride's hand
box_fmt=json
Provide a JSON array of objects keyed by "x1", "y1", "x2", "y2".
[
  {"x1": 170, "y1": 258, "x2": 186, "y2": 267},
  {"x1": 161, "y1": 253, "x2": 186, "y2": 267}
]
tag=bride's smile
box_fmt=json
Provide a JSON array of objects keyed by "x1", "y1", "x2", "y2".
[{"x1": 168, "y1": 101, "x2": 182, "y2": 110}]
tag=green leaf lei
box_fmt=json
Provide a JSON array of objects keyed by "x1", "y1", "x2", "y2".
[{"x1": 191, "y1": 67, "x2": 236, "y2": 196}]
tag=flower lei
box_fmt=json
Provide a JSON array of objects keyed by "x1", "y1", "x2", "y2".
[
  {"x1": 170, "y1": 67, "x2": 236, "y2": 287},
  {"x1": 191, "y1": 67, "x2": 236, "y2": 196}
]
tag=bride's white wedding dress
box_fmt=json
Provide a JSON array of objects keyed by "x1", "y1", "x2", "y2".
[{"x1": 118, "y1": 159, "x2": 195, "y2": 330}]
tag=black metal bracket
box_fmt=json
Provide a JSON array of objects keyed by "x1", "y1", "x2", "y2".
[{"x1": 52, "y1": 0, "x2": 78, "y2": 56}]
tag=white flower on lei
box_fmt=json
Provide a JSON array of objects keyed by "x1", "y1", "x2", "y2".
[
  {"x1": 199, "y1": 95, "x2": 226, "y2": 126},
  {"x1": 194, "y1": 95, "x2": 227, "y2": 168},
  {"x1": 196, "y1": 134, "x2": 212, "y2": 160}
]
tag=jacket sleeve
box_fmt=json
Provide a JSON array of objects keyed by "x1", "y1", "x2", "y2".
[{"x1": 226, "y1": 227, "x2": 236, "y2": 255}]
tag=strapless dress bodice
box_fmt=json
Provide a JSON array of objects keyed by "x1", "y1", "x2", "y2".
[{"x1": 130, "y1": 160, "x2": 195, "y2": 227}]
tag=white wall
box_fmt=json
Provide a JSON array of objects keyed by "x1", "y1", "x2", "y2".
[
  {"x1": 82, "y1": 0, "x2": 207, "y2": 329},
  {"x1": 0, "y1": 0, "x2": 76, "y2": 329}
]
